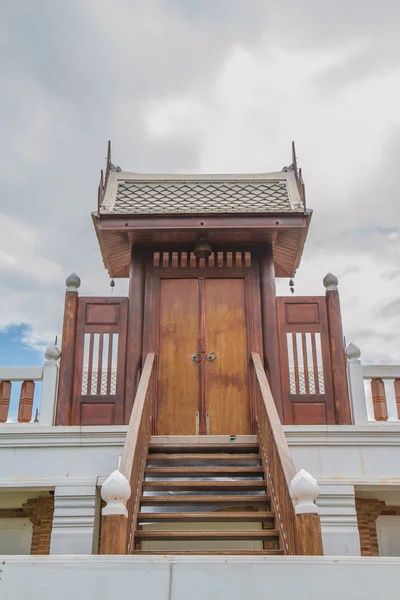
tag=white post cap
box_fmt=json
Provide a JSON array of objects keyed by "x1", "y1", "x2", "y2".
[
  {"x1": 323, "y1": 272, "x2": 338, "y2": 291},
  {"x1": 66, "y1": 273, "x2": 81, "y2": 292},
  {"x1": 345, "y1": 342, "x2": 361, "y2": 363},
  {"x1": 101, "y1": 470, "x2": 131, "y2": 517},
  {"x1": 290, "y1": 469, "x2": 319, "y2": 514}
]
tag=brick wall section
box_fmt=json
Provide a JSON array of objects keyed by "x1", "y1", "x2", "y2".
[
  {"x1": 355, "y1": 498, "x2": 400, "y2": 556},
  {"x1": 0, "y1": 495, "x2": 54, "y2": 555}
]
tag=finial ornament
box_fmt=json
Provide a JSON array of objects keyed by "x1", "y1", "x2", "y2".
[
  {"x1": 290, "y1": 469, "x2": 319, "y2": 514},
  {"x1": 323, "y1": 272, "x2": 338, "y2": 291},
  {"x1": 44, "y1": 344, "x2": 61, "y2": 363},
  {"x1": 65, "y1": 273, "x2": 81, "y2": 292},
  {"x1": 345, "y1": 342, "x2": 361, "y2": 363},
  {"x1": 101, "y1": 470, "x2": 131, "y2": 516}
]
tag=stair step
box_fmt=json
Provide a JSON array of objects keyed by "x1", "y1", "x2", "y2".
[
  {"x1": 135, "y1": 550, "x2": 284, "y2": 555},
  {"x1": 145, "y1": 466, "x2": 264, "y2": 477},
  {"x1": 149, "y1": 444, "x2": 259, "y2": 454},
  {"x1": 147, "y1": 453, "x2": 261, "y2": 462},
  {"x1": 137, "y1": 512, "x2": 275, "y2": 523},
  {"x1": 135, "y1": 530, "x2": 280, "y2": 541},
  {"x1": 142, "y1": 481, "x2": 267, "y2": 491},
  {"x1": 140, "y1": 495, "x2": 270, "y2": 506}
]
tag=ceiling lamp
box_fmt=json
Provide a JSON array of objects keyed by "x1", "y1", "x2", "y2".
[{"x1": 193, "y1": 237, "x2": 212, "y2": 258}]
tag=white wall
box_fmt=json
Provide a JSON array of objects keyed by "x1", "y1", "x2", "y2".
[
  {"x1": 1, "y1": 556, "x2": 400, "y2": 600},
  {"x1": 2, "y1": 424, "x2": 400, "y2": 556}
]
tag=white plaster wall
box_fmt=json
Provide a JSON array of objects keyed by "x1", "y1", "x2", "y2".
[
  {"x1": 2, "y1": 424, "x2": 400, "y2": 556},
  {"x1": 1, "y1": 556, "x2": 400, "y2": 600}
]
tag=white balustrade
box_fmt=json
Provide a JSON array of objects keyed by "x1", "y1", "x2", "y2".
[
  {"x1": 0, "y1": 344, "x2": 60, "y2": 425},
  {"x1": 346, "y1": 343, "x2": 400, "y2": 423}
]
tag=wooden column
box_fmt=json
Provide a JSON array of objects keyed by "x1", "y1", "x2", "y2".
[
  {"x1": 259, "y1": 242, "x2": 284, "y2": 421},
  {"x1": 100, "y1": 515, "x2": 128, "y2": 554},
  {"x1": 371, "y1": 378, "x2": 388, "y2": 421},
  {"x1": 18, "y1": 381, "x2": 35, "y2": 422},
  {"x1": 0, "y1": 381, "x2": 11, "y2": 423},
  {"x1": 295, "y1": 514, "x2": 324, "y2": 555},
  {"x1": 323, "y1": 273, "x2": 352, "y2": 424},
  {"x1": 124, "y1": 246, "x2": 145, "y2": 422},
  {"x1": 55, "y1": 274, "x2": 80, "y2": 425}
]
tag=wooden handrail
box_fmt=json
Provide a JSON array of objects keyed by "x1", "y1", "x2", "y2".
[
  {"x1": 100, "y1": 352, "x2": 155, "y2": 554},
  {"x1": 251, "y1": 352, "x2": 323, "y2": 555}
]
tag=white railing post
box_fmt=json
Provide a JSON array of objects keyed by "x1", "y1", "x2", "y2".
[
  {"x1": 345, "y1": 342, "x2": 368, "y2": 425},
  {"x1": 39, "y1": 344, "x2": 61, "y2": 426}
]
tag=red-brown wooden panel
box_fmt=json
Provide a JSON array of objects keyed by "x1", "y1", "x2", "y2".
[
  {"x1": 71, "y1": 297, "x2": 128, "y2": 425},
  {"x1": 277, "y1": 297, "x2": 335, "y2": 425}
]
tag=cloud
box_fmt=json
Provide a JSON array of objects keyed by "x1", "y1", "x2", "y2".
[{"x1": 1, "y1": 0, "x2": 400, "y2": 365}]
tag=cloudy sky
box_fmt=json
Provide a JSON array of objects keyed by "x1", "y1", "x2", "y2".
[{"x1": 1, "y1": 0, "x2": 400, "y2": 370}]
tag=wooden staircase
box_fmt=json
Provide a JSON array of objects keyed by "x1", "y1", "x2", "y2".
[{"x1": 131, "y1": 438, "x2": 283, "y2": 554}]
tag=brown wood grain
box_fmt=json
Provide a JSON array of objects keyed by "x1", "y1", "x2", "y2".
[
  {"x1": 125, "y1": 247, "x2": 145, "y2": 422},
  {"x1": 205, "y1": 278, "x2": 251, "y2": 435},
  {"x1": 251, "y1": 352, "x2": 323, "y2": 555},
  {"x1": 371, "y1": 378, "x2": 388, "y2": 421},
  {"x1": 325, "y1": 289, "x2": 352, "y2": 424},
  {"x1": 156, "y1": 279, "x2": 199, "y2": 435},
  {"x1": 18, "y1": 381, "x2": 34, "y2": 423},
  {"x1": 56, "y1": 290, "x2": 79, "y2": 425},
  {"x1": 99, "y1": 515, "x2": 128, "y2": 554},
  {"x1": 0, "y1": 381, "x2": 11, "y2": 423},
  {"x1": 394, "y1": 379, "x2": 400, "y2": 419},
  {"x1": 277, "y1": 297, "x2": 335, "y2": 425},
  {"x1": 258, "y1": 243, "x2": 284, "y2": 420},
  {"x1": 295, "y1": 513, "x2": 324, "y2": 555}
]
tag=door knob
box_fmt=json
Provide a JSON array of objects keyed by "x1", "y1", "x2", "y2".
[
  {"x1": 191, "y1": 353, "x2": 202, "y2": 362},
  {"x1": 206, "y1": 352, "x2": 217, "y2": 362}
]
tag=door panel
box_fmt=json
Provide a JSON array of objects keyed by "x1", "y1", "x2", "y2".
[
  {"x1": 157, "y1": 279, "x2": 199, "y2": 435},
  {"x1": 204, "y1": 279, "x2": 251, "y2": 434}
]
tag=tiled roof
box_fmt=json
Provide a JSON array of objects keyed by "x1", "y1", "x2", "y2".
[{"x1": 100, "y1": 170, "x2": 304, "y2": 215}]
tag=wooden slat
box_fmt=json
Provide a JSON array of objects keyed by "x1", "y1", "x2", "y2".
[
  {"x1": 144, "y1": 466, "x2": 264, "y2": 477},
  {"x1": 134, "y1": 530, "x2": 279, "y2": 541},
  {"x1": 137, "y1": 512, "x2": 274, "y2": 523},
  {"x1": 142, "y1": 481, "x2": 267, "y2": 491},
  {"x1": 394, "y1": 379, "x2": 400, "y2": 420},
  {"x1": 147, "y1": 453, "x2": 261, "y2": 462},
  {"x1": 149, "y1": 443, "x2": 259, "y2": 453},
  {"x1": 371, "y1": 378, "x2": 388, "y2": 421},
  {"x1": 137, "y1": 550, "x2": 284, "y2": 555},
  {"x1": 139, "y1": 495, "x2": 270, "y2": 505}
]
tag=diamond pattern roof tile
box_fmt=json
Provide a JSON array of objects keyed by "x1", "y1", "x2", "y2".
[{"x1": 106, "y1": 180, "x2": 299, "y2": 214}]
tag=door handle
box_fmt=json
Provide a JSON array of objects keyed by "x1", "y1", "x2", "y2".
[
  {"x1": 206, "y1": 352, "x2": 217, "y2": 362},
  {"x1": 191, "y1": 353, "x2": 202, "y2": 362}
]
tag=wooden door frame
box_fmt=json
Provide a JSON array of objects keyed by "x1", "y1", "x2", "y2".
[{"x1": 142, "y1": 260, "x2": 264, "y2": 434}]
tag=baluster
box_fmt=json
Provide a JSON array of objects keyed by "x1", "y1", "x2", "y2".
[
  {"x1": 370, "y1": 378, "x2": 388, "y2": 421},
  {"x1": 18, "y1": 380, "x2": 35, "y2": 423},
  {"x1": 0, "y1": 381, "x2": 11, "y2": 423},
  {"x1": 394, "y1": 379, "x2": 400, "y2": 420}
]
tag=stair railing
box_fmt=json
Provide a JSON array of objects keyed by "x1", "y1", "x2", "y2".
[
  {"x1": 100, "y1": 352, "x2": 155, "y2": 554},
  {"x1": 251, "y1": 352, "x2": 323, "y2": 555}
]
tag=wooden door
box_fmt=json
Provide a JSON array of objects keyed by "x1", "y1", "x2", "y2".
[
  {"x1": 157, "y1": 279, "x2": 200, "y2": 435},
  {"x1": 156, "y1": 277, "x2": 251, "y2": 435},
  {"x1": 204, "y1": 279, "x2": 251, "y2": 435}
]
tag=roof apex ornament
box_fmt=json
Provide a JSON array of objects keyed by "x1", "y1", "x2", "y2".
[
  {"x1": 345, "y1": 342, "x2": 361, "y2": 363},
  {"x1": 65, "y1": 273, "x2": 81, "y2": 292},
  {"x1": 323, "y1": 272, "x2": 338, "y2": 291},
  {"x1": 290, "y1": 469, "x2": 319, "y2": 515},
  {"x1": 101, "y1": 469, "x2": 131, "y2": 516}
]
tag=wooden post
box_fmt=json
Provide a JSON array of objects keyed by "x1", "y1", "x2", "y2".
[
  {"x1": 0, "y1": 381, "x2": 11, "y2": 423},
  {"x1": 295, "y1": 514, "x2": 324, "y2": 555},
  {"x1": 124, "y1": 246, "x2": 145, "y2": 422},
  {"x1": 18, "y1": 381, "x2": 35, "y2": 422},
  {"x1": 371, "y1": 378, "x2": 388, "y2": 421},
  {"x1": 394, "y1": 379, "x2": 400, "y2": 420},
  {"x1": 100, "y1": 515, "x2": 128, "y2": 554},
  {"x1": 259, "y1": 242, "x2": 284, "y2": 421},
  {"x1": 323, "y1": 273, "x2": 352, "y2": 424},
  {"x1": 55, "y1": 273, "x2": 80, "y2": 426}
]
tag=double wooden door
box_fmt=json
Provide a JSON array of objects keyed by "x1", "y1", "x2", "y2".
[{"x1": 156, "y1": 277, "x2": 251, "y2": 435}]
